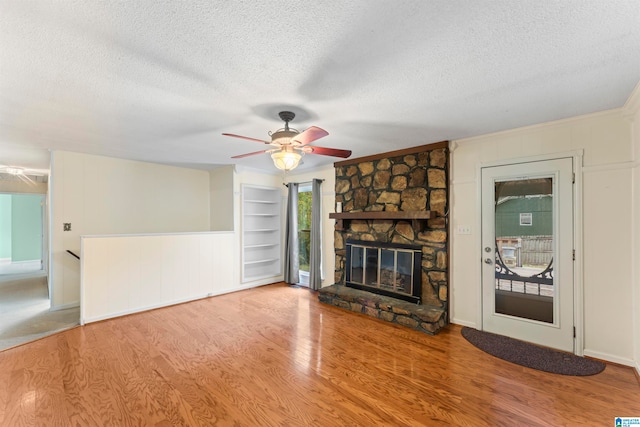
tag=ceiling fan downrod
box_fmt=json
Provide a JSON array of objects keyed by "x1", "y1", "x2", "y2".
[{"x1": 278, "y1": 111, "x2": 295, "y2": 131}]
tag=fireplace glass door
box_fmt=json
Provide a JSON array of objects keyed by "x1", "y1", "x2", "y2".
[
  {"x1": 364, "y1": 247, "x2": 379, "y2": 285},
  {"x1": 345, "y1": 240, "x2": 422, "y2": 304},
  {"x1": 350, "y1": 246, "x2": 364, "y2": 283}
]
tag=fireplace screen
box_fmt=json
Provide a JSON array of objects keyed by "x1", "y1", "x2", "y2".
[{"x1": 345, "y1": 239, "x2": 422, "y2": 304}]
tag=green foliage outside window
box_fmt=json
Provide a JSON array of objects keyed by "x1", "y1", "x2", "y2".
[{"x1": 298, "y1": 191, "x2": 312, "y2": 271}]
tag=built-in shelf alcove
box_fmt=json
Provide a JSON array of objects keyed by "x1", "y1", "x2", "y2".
[{"x1": 241, "y1": 184, "x2": 281, "y2": 282}]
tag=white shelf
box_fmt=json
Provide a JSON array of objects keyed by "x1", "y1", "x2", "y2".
[
  {"x1": 244, "y1": 258, "x2": 279, "y2": 265},
  {"x1": 241, "y1": 185, "x2": 282, "y2": 283},
  {"x1": 244, "y1": 199, "x2": 277, "y2": 204}
]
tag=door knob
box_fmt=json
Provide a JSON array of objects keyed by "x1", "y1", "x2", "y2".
[{"x1": 484, "y1": 258, "x2": 493, "y2": 265}]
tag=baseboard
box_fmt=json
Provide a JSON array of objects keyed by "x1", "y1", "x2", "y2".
[
  {"x1": 583, "y1": 349, "x2": 635, "y2": 367},
  {"x1": 208, "y1": 286, "x2": 253, "y2": 298},
  {"x1": 208, "y1": 283, "x2": 266, "y2": 297},
  {"x1": 450, "y1": 318, "x2": 477, "y2": 328},
  {"x1": 242, "y1": 275, "x2": 284, "y2": 288},
  {"x1": 50, "y1": 301, "x2": 79, "y2": 311},
  {"x1": 81, "y1": 281, "x2": 283, "y2": 325},
  {"x1": 81, "y1": 293, "x2": 213, "y2": 325}
]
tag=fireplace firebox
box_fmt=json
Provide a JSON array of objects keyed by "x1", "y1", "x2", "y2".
[{"x1": 345, "y1": 239, "x2": 422, "y2": 304}]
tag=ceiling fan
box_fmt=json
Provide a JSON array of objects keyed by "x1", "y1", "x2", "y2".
[{"x1": 222, "y1": 111, "x2": 351, "y2": 172}]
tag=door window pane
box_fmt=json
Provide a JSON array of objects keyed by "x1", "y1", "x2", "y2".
[{"x1": 494, "y1": 178, "x2": 554, "y2": 323}]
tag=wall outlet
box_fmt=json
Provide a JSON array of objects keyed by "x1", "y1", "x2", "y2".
[
  {"x1": 457, "y1": 225, "x2": 471, "y2": 235},
  {"x1": 63, "y1": 223, "x2": 71, "y2": 231}
]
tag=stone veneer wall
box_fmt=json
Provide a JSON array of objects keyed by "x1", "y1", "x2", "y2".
[{"x1": 333, "y1": 146, "x2": 449, "y2": 311}]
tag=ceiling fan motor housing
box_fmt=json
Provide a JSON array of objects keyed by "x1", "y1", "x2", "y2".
[{"x1": 271, "y1": 129, "x2": 298, "y2": 146}]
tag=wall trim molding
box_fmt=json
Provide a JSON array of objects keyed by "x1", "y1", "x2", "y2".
[
  {"x1": 582, "y1": 161, "x2": 639, "y2": 173},
  {"x1": 50, "y1": 301, "x2": 79, "y2": 312},
  {"x1": 479, "y1": 150, "x2": 584, "y2": 169},
  {"x1": 583, "y1": 349, "x2": 635, "y2": 367},
  {"x1": 81, "y1": 294, "x2": 210, "y2": 325},
  {"x1": 454, "y1": 109, "x2": 623, "y2": 146},
  {"x1": 623, "y1": 79, "x2": 640, "y2": 119}
]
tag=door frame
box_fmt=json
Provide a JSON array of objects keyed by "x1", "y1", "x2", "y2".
[{"x1": 475, "y1": 150, "x2": 584, "y2": 355}]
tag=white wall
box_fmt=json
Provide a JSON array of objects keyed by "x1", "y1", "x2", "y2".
[
  {"x1": 50, "y1": 151, "x2": 211, "y2": 309},
  {"x1": 209, "y1": 165, "x2": 234, "y2": 231},
  {"x1": 285, "y1": 164, "x2": 337, "y2": 288},
  {"x1": 625, "y1": 82, "x2": 640, "y2": 375},
  {"x1": 450, "y1": 109, "x2": 636, "y2": 365},
  {"x1": 81, "y1": 232, "x2": 234, "y2": 323}
]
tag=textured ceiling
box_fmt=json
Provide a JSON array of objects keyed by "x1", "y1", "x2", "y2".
[{"x1": 1, "y1": 1, "x2": 639, "y2": 173}]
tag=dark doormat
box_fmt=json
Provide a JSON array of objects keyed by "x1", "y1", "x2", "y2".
[{"x1": 461, "y1": 327, "x2": 605, "y2": 376}]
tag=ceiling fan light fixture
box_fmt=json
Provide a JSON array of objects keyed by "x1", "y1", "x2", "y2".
[
  {"x1": 271, "y1": 150, "x2": 302, "y2": 172},
  {"x1": 223, "y1": 110, "x2": 349, "y2": 167}
]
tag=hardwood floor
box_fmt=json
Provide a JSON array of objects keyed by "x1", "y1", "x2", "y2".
[{"x1": 0, "y1": 282, "x2": 638, "y2": 426}]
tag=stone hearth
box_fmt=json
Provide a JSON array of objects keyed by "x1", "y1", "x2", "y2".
[{"x1": 318, "y1": 284, "x2": 446, "y2": 334}]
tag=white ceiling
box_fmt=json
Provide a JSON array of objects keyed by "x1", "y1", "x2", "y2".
[{"x1": 1, "y1": 1, "x2": 639, "y2": 174}]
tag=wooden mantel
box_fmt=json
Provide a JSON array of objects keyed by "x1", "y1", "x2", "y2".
[{"x1": 329, "y1": 211, "x2": 432, "y2": 231}]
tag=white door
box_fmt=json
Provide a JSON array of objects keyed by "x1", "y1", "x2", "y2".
[{"x1": 481, "y1": 158, "x2": 574, "y2": 352}]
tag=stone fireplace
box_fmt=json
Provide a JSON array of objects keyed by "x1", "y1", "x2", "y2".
[{"x1": 318, "y1": 142, "x2": 449, "y2": 335}]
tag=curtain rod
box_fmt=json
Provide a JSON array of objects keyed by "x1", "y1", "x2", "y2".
[{"x1": 283, "y1": 179, "x2": 325, "y2": 187}]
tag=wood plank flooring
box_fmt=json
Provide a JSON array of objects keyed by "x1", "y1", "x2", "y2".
[{"x1": 0, "y1": 282, "x2": 638, "y2": 426}]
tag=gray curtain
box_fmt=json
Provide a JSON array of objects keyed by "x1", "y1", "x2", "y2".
[
  {"x1": 309, "y1": 179, "x2": 323, "y2": 290},
  {"x1": 284, "y1": 183, "x2": 299, "y2": 284}
]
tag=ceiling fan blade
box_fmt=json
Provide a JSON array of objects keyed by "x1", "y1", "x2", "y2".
[
  {"x1": 222, "y1": 133, "x2": 271, "y2": 144},
  {"x1": 291, "y1": 126, "x2": 328, "y2": 146},
  {"x1": 304, "y1": 146, "x2": 352, "y2": 158},
  {"x1": 231, "y1": 149, "x2": 269, "y2": 159}
]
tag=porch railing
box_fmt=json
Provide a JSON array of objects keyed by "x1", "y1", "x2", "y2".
[{"x1": 495, "y1": 246, "x2": 553, "y2": 297}]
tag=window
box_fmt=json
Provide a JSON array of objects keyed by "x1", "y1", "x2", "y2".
[
  {"x1": 519, "y1": 212, "x2": 533, "y2": 226},
  {"x1": 297, "y1": 184, "x2": 312, "y2": 286}
]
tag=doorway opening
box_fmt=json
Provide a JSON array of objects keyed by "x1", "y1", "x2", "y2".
[
  {"x1": 481, "y1": 157, "x2": 575, "y2": 353},
  {"x1": 0, "y1": 193, "x2": 45, "y2": 277},
  {"x1": 297, "y1": 183, "x2": 312, "y2": 287},
  {"x1": 0, "y1": 191, "x2": 77, "y2": 352}
]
